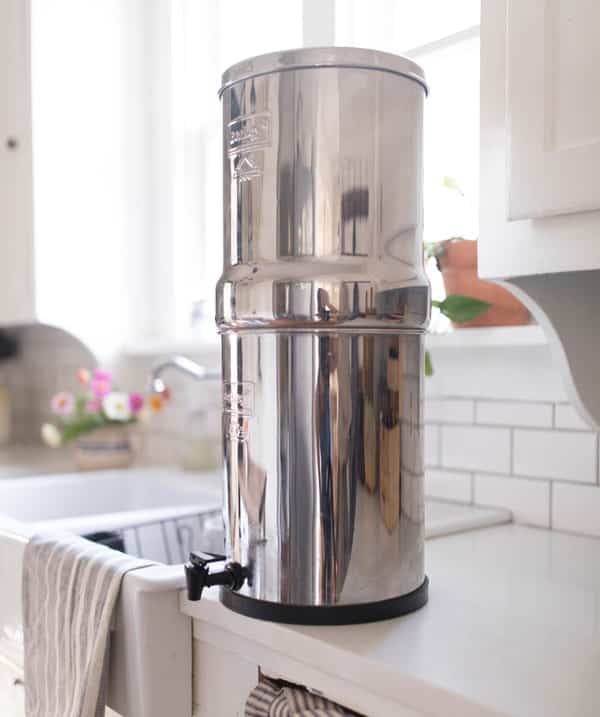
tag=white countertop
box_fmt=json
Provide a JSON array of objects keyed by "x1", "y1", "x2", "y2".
[{"x1": 183, "y1": 524, "x2": 600, "y2": 717}]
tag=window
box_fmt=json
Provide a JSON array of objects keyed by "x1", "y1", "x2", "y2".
[
  {"x1": 166, "y1": 0, "x2": 303, "y2": 338},
  {"x1": 166, "y1": 0, "x2": 479, "y2": 340},
  {"x1": 335, "y1": 0, "x2": 480, "y2": 328},
  {"x1": 29, "y1": 2, "x2": 480, "y2": 352}
]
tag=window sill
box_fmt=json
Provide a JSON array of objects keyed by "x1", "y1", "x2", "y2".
[{"x1": 426, "y1": 325, "x2": 547, "y2": 349}]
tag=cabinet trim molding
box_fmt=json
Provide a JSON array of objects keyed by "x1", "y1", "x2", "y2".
[{"x1": 502, "y1": 272, "x2": 600, "y2": 428}]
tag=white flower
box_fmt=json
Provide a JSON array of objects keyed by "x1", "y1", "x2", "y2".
[
  {"x1": 41, "y1": 423, "x2": 62, "y2": 448},
  {"x1": 102, "y1": 392, "x2": 132, "y2": 422}
]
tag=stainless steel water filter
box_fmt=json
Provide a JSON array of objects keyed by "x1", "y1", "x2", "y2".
[{"x1": 216, "y1": 48, "x2": 429, "y2": 623}]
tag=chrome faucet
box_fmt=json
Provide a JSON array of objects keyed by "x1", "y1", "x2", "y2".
[{"x1": 149, "y1": 355, "x2": 220, "y2": 394}]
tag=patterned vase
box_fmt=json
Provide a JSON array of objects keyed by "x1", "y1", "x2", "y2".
[{"x1": 75, "y1": 425, "x2": 134, "y2": 471}]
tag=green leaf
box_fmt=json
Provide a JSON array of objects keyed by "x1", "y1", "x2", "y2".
[
  {"x1": 60, "y1": 414, "x2": 106, "y2": 443},
  {"x1": 433, "y1": 294, "x2": 491, "y2": 323},
  {"x1": 75, "y1": 395, "x2": 88, "y2": 418},
  {"x1": 441, "y1": 175, "x2": 464, "y2": 196},
  {"x1": 425, "y1": 350, "x2": 433, "y2": 377}
]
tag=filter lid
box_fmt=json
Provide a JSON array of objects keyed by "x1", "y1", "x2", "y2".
[{"x1": 219, "y1": 46, "x2": 428, "y2": 97}]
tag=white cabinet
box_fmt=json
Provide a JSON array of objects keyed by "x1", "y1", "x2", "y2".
[
  {"x1": 480, "y1": 0, "x2": 600, "y2": 427},
  {"x1": 192, "y1": 619, "x2": 420, "y2": 717},
  {"x1": 479, "y1": 0, "x2": 600, "y2": 279},
  {"x1": 0, "y1": 658, "x2": 25, "y2": 717},
  {"x1": 507, "y1": 0, "x2": 600, "y2": 221},
  {"x1": 0, "y1": 0, "x2": 35, "y2": 326}
]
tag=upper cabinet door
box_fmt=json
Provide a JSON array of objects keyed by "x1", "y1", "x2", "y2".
[
  {"x1": 479, "y1": 0, "x2": 600, "y2": 278},
  {"x1": 0, "y1": 0, "x2": 35, "y2": 325},
  {"x1": 507, "y1": 0, "x2": 600, "y2": 220}
]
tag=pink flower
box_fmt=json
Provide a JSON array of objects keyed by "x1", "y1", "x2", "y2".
[
  {"x1": 90, "y1": 377, "x2": 111, "y2": 398},
  {"x1": 129, "y1": 392, "x2": 144, "y2": 414},
  {"x1": 51, "y1": 391, "x2": 75, "y2": 416},
  {"x1": 77, "y1": 368, "x2": 91, "y2": 385},
  {"x1": 93, "y1": 368, "x2": 112, "y2": 383},
  {"x1": 86, "y1": 398, "x2": 101, "y2": 414}
]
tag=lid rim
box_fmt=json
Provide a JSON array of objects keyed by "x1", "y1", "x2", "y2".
[{"x1": 218, "y1": 47, "x2": 428, "y2": 97}]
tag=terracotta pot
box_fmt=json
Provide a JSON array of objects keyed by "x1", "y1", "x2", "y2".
[
  {"x1": 75, "y1": 425, "x2": 134, "y2": 471},
  {"x1": 438, "y1": 240, "x2": 530, "y2": 328}
]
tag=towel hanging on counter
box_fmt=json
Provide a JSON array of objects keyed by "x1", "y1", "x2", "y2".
[
  {"x1": 22, "y1": 532, "x2": 153, "y2": 717},
  {"x1": 245, "y1": 677, "x2": 356, "y2": 716}
]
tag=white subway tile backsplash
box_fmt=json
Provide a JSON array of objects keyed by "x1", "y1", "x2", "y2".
[
  {"x1": 554, "y1": 404, "x2": 593, "y2": 431},
  {"x1": 425, "y1": 399, "x2": 474, "y2": 424},
  {"x1": 553, "y1": 483, "x2": 600, "y2": 537},
  {"x1": 138, "y1": 431, "x2": 182, "y2": 465},
  {"x1": 1, "y1": 325, "x2": 95, "y2": 443},
  {"x1": 425, "y1": 469, "x2": 472, "y2": 502},
  {"x1": 476, "y1": 401, "x2": 552, "y2": 428},
  {"x1": 424, "y1": 425, "x2": 439, "y2": 467},
  {"x1": 474, "y1": 474, "x2": 550, "y2": 527},
  {"x1": 513, "y1": 430, "x2": 597, "y2": 483},
  {"x1": 441, "y1": 425, "x2": 511, "y2": 473},
  {"x1": 406, "y1": 392, "x2": 600, "y2": 537}
]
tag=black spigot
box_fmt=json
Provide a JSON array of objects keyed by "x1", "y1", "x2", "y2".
[{"x1": 184, "y1": 551, "x2": 248, "y2": 601}]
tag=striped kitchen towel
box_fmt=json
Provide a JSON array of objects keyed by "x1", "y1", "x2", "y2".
[
  {"x1": 22, "y1": 532, "x2": 153, "y2": 717},
  {"x1": 245, "y1": 677, "x2": 356, "y2": 716}
]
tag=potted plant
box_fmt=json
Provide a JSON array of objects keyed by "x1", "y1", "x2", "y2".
[
  {"x1": 430, "y1": 238, "x2": 529, "y2": 327},
  {"x1": 426, "y1": 177, "x2": 529, "y2": 328},
  {"x1": 41, "y1": 368, "x2": 167, "y2": 471}
]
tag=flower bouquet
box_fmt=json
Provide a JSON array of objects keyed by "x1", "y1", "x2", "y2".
[{"x1": 42, "y1": 368, "x2": 167, "y2": 471}]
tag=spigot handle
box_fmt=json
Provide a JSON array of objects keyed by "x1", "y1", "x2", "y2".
[
  {"x1": 185, "y1": 551, "x2": 248, "y2": 601},
  {"x1": 189, "y1": 551, "x2": 226, "y2": 567}
]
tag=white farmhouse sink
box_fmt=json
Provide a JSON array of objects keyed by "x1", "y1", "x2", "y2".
[{"x1": 0, "y1": 467, "x2": 222, "y2": 527}]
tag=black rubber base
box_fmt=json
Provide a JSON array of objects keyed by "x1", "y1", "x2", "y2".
[{"x1": 220, "y1": 576, "x2": 428, "y2": 625}]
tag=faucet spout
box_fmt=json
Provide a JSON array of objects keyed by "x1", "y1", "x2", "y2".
[{"x1": 149, "y1": 355, "x2": 220, "y2": 394}]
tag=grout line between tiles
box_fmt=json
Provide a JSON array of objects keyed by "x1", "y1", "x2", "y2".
[
  {"x1": 426, "y1": 395, "x2": 562, "y2": 405},
  {"x1": 426, "y1": 422, "x2": 595, "y2": 435},
  {"x1": 425, "y1": 466, "x2": 475, "y2": 476},
  {"x1": 441, "y1": 468, "x2": 597, "y2": 488}
]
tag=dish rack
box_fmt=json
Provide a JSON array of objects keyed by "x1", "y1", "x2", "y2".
[{"x1": 84, "y1": 508, "x2": 224, "y2": 565}]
